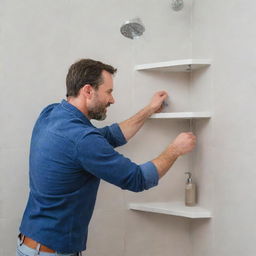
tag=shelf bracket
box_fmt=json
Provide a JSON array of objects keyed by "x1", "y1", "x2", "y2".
[
  {"x1": 186, "y1": 64, "x2": 192, "y2": 72},
  {"x1": 189, "y1": 118, "x2": 194, "y2": 132}
]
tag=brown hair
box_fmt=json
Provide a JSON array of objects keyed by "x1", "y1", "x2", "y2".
[{"x1": 66, "y1": 59, "x2": 117, "y2": 97}]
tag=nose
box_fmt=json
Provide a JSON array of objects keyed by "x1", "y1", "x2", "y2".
[{"x1": 110, "y1": 94, "x2": 115, "y2": 104}]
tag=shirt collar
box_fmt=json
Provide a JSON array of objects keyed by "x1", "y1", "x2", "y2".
[{"x1": 61, "y1": 99, "x2": 93, "y2": 126}]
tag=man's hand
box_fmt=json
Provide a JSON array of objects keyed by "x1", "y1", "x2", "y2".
[
  {"x1": 152, "y1": 132, "x2": 196, "y2": 178},
  {"x1": 148, "y1": 91, "x2": 168, "y2": 115},
  {"x1": 119, "y1": 91, "x2": 168, "y2": 141},
  {"x1": 171, "y1": 132, "x2": 197, "y2": 156}
]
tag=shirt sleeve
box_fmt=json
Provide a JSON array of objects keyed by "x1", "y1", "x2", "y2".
[
  {"x1": 97, "y1": 123, "x2": 127, "y2": 148},
  {"x1": 76, "y1": 130, "x2": 159, "y2": 192}
]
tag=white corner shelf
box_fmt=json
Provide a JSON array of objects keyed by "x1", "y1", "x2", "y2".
[
  {"x1": 129, "y1": 201, "x2": 212, "y2": 219},
  {"x1": 135, "y1": 59, "x2": 211, "y2": 72},
  {"x1": 150, "y1": 112, "x2": 211, "y2": 119}
]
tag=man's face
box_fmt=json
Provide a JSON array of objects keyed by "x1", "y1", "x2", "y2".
[{"x1": 88, "y1": 70, "x2": 115, "y2": 120}]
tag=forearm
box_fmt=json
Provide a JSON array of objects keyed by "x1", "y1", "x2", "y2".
[
  {"x1": 152, "y1": 144, "x2": 180, "y2": 178},
  {"x1": 119, "y1": 105, "x2": 154, "y2": 141},
  {"x1": 119, "y1": 91, "x2": 168, "y2": 141}
]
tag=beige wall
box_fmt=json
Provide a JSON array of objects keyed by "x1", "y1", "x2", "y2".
[
  {"x1": 0, "y1": 0, "x2": 193, "y2": 255},
  {"x1": 4, "y1": 1, "x2": 254, "y2": 255},
  {"x1": 190, "y1": 0, "x2": 256, "y2": 255}
]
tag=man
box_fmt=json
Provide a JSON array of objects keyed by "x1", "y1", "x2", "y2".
[{"x1": 17, "y1": 59, "x2": 196, "y2": 256}]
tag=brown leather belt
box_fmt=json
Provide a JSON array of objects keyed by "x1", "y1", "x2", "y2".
[{"x1": 22, "y1": 235, "x2": 55, "y2": 253}]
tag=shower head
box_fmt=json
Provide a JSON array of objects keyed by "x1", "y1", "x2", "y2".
[
  {"x1": 171, "y1": 0, "x2": 184, "y2": 11},
  {"x1": 120, "y1": 18, "x2": 145, "y2": 39}
]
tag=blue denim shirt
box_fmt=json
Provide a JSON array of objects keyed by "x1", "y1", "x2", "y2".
[{"x1": 19, "y1": 100, "x2": 159, "y2": 253}]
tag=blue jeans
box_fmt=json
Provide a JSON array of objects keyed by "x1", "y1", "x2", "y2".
[{"x1": 16, "y1": 236, "x2": 82, "y2": 256}]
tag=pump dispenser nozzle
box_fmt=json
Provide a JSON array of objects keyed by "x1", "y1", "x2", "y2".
[{"x1": 185, "y1": 172, "x2": 192, "y2": 183}]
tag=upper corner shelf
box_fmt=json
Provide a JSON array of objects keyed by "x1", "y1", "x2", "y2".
[
  {"x1": 135, "y1": 59, "x2": 211, "y2": 72},
  {"x1": 129, "y1": 201, "x2": 212, "y2": 219}
]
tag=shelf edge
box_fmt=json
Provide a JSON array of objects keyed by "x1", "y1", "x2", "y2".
[
  {"x1": 135, "y1": 59, "x2": 212, "y2": 71},
  {"x1": 129, "y1": 203, "x2": 212, "y2": 219},
  {"x1": 149, "y1": 112, "x2": 212, "y2": 119}
]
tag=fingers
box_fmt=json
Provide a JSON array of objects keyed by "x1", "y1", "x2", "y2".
[
  {"x1": 149, "y1": 91, "x2": 168, "y2": 112},
  {"x1": 152, "y1": 91, "x2": 168, "y2": 105},
  {"x1": 172, "y1": 132, "x2": 197, "y2": 155},
  {"x1": 187, "y1": 132, "x2": 196, "y2": 151},
  {"x1": 185, "y1": 132, "x2": 197, "y2": 145},
  {"x1": 155, "y1": 91, "x2": 168, "y2": 98}
]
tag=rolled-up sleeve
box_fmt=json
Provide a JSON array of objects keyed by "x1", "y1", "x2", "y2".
[
  {"x1": 76, "y1": 131, "x2": 159, "y2": 192},
  {"x1": 140, "y1": 161, "x2": 159, "y2": 189},
  {"x1": 97, "y1": 123, "x2": 127, "y2": 148}
]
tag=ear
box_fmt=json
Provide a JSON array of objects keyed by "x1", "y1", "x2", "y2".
[{"x1": 80, "y1": 84, "x2": 94, "y2": 99}]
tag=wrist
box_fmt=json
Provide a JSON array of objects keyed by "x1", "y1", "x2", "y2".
[
  {"x1": 146, "y1": 104, "x2": 156, "y2": 116},
  {"x1": 168, "y1": 144, "x2": 181, "y2": 158}
]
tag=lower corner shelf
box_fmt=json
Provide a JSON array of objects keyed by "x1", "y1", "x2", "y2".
[{"x1": 129, "y1": 201, "x2": 212, "y2": 219}]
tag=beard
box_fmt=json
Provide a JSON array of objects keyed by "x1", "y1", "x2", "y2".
[{"x1": 88, "y1": 101, "x2": 110, "y2": 121}]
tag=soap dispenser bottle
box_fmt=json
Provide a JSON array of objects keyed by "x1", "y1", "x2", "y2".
[{"x1": 185, "y1": 172, "x2": 196, "y2": 206}]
